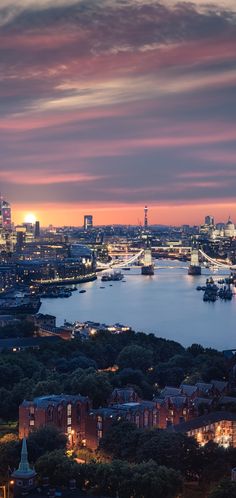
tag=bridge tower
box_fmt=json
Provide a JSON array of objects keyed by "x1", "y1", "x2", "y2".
[
  {"x1": 188, "y1": 248, "x2": 201, "y2": 275},
  {"x1": 141, "y1": 248, "x2": 154, "y2": 275}
]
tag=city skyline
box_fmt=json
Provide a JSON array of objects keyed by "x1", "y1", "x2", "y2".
[{"x1": 1, "y1": 0, "x2": 236, "y2": 225}]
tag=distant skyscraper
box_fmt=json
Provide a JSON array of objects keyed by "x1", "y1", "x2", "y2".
[
  {"x1": 144, "y1": 206, "x2": 148, "y2": 228},
  {"x1": 35, "y1": 221, "x2": 40, "y2": 238},
  {"x1": 0, "y1": 195, "x2": 11, "y2": 230},
  {"x1": 205, "y1": 215, "x2": 214, "y2": 226},
  {"x1": 84, "y1": 215, "x2": 93, "y2": 230}
]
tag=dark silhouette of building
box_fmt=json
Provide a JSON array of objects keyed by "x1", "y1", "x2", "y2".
[{"x1": 34, "y1": 221, "x2": 40, "y2": 238}]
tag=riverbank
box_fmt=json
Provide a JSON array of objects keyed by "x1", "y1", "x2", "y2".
[{"x1": 40, "y1": 260, "x2": 234, "y2": 350}]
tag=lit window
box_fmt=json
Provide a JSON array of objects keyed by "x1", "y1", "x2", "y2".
[{"x1": 97, "y1": 430, "x2": 103, "y2": 439}]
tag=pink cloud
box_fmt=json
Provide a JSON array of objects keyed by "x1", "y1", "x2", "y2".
[{"x1": 0, "y1": 171, "x2": 103, "y2": 185}]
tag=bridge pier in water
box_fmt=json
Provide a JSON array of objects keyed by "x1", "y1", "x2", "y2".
[
  {"x1": 141, "y1": 249, "x2": 154, "y2": 275},
  {"x1": 188, "y1": 248, "x2": 201, "y2": 275}
]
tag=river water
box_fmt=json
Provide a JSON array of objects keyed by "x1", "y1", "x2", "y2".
[{"x1": 40, "y1": 260, "x2": 236, "y2": 351}]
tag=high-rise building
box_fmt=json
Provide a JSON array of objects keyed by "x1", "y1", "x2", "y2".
[
  {"x1": 35, "y1": 221, "x2": 40, "y2": 238},
  {"x1": 144, "y1": 206, "x2": 148, "y2": 228},
  {"x1": 84, "y1": 215, "x2": 93, "y2": 230},
  {"x1": 0, "y1": 196, "x2": 11, "y2": 230},
  {"x1": 205, "y1": 215, "x2": 214, "y2": 226}
]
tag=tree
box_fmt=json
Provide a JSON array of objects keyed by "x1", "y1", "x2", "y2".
[
  {"x1": 187, "y1": 344, "x2": 205, "y2": 357},
  {"x1": 99, "y1": 420, "x2": 139, "y2": 461},
  {"x1": 151, "y1": 363, "x2": 185, "y2": 387},
  {"x1": 117, "y1": 345, "x2": 153, "y2": 372},
  {"x1": 196, "y1": 442, "x2": 231, "y2": 484},
  {"x1": 136, "y1": 430, "x2": 198, "y2": 476},
  {"x1": 0, "y1": 435, "x2": 20, "y2": 481},
  {"x1": 27, "y1": 426, "x2": 67, "y2": 461},
  {"x1": 70, "y1": 370, "x2": 112, "y2": 407},
  {"x1": 208, "y1": 480, "x2": 236, "y2": 498},
  {"x1": 32, "y1": 379, "x2": 61, "y2": 397},
  {"x1": 36, "y1": 450, "x2": 84, "y2": 487},
  {"x1": 83, "y1": 460, "x2": 182, "y2": 498},
  {"x1": 0, "y1": 388, "x2": 13, "y2": 420},
  {"x1": 133, "y1": 462, "x2": 183, "y2": 498}
]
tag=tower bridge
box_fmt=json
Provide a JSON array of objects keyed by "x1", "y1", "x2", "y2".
[{"x1": 96, "y1": 247, "x2": 235, "y2": 273}]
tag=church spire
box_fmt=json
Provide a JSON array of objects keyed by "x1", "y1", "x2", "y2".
[
  {"x1": 12, "y1": 438, "x2": 36, "y2": 479},
  {"x1": 17, "y1": 438, "x2": 31, "y2": 474}
]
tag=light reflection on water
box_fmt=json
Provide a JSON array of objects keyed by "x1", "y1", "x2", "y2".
[{"x1": 40, "y1": 260, "x2": 236, "y2": 350}]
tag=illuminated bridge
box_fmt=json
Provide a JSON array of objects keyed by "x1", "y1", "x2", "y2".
[
  {"x1": 199, "y1": 249, "x2": 236, "y2": 271},
  {"x1": 96, "y1": 249, "x2": 145, "y2": 270}
]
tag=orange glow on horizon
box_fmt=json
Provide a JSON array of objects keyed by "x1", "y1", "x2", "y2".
[{"x1": 12, "y1": 201, "x2": 236, "y2": 227}]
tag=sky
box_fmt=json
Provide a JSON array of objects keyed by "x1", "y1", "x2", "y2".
[{"x1": 0, "y1": 0, "x2": 236, "y2": 226}]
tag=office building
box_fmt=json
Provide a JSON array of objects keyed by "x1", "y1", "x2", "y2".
[
  {"x1": 84, "y1": 215, "x2": 93, "y2": 230},
  {"x1": 0, "y1": 197, "x2": 11, "y2": 230},
  {"x1": 35, "y1": 221, "x2": 40, "y2": 238},
  {"x1": 205, "y1": 215, "x2": 214, "y2": 226}
]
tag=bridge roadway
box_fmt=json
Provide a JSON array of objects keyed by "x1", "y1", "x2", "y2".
[
  {"x1": 98, "y1": 247, "x2": 236, "y2": 272},
  {"x1": 199, "y1": 249, "x2": 236, "y2": 270}
]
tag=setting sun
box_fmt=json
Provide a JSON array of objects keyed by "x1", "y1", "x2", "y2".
[{"x1": 24, "y1": 213, "x2": 37, "y2": 224}]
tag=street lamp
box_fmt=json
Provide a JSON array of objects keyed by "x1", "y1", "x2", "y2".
[{"x1": 0, "y1": 486, "x2": 6, "y2": 498}]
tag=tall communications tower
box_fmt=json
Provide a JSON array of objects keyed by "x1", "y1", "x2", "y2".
[{"x1": 144, "y1": 205, "x2": 148, "y2": 228}]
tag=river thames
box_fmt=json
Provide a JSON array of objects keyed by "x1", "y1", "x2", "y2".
[{"x1": 40, "y1": 260, "x2": 236, "y2": 351}]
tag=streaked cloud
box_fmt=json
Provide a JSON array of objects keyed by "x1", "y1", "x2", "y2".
[
  {"x1": 1, "y1": 0, "x2": 236, "y2": 224},
  {"x1": 0, "y1": 170, "x2": 103, "y2": 185}
]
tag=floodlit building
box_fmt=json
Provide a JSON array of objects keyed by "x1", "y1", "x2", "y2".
[
  {"x1": 19, "y1": 394, "x2": 91, "y2": 445},
  {"x1": 174, "y1": 411, "x2": 236, "y2": 448}
]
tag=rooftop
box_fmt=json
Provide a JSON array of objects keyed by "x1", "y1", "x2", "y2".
[
  {"x1": 22, "y1": 394, "x2": 89, "y2": 409},
  {"x1": 173, "y1": 411, "x2": 236, "y2": 433}
]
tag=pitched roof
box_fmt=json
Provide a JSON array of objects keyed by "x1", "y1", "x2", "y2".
[
  {"x1": 173, "y1": 411, "x2": 236, "y2": 433},
  {"x1": 195, "y1": 382, "x2": 213, "y2": 393},
  {"x1": 181, "y1": 384, "x2": 198, "y2": 396},
  {"x1": 211, "y1": 380, "x2": 228, "y2": 392},
  {"x1": 219, "y1": 396, "x2": 236, "y2": 405},
  {"x1": 160, "y1": 387, "x2": 182, "y2": 397},
  {"x1": 22, "y1": 394, "x2": 89, "y2": 409},
  {"x1": 169, "y1": 396, "x2": 187, "y2": 407}
]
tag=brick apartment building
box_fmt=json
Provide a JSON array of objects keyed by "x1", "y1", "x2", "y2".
[
  {"x1": 174, "y1": 411, "x2": 236, "y2": 448},
  {"x1": 19, "y1": 394, "x2": 91, "y2": 445},
  {"x1": 19, "y1": 382, "x2": 231, "y2": 450},
  {"x1": 86, "y1": 400, "x2": 158, "y2": 450}
]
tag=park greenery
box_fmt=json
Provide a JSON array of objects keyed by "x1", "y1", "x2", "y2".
[
  {"x1": 0, "y1": 328, "x2": 235, "y2": 496},
  {"x1": 1, "y1": 424, "x2": 236, "y2": 497},
  {"x1": 0, "y1": 329, "x2": 231, "y2": 421}
]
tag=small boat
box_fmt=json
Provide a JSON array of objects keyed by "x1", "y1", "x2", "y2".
[
  {"x1": 79, "y1": 290, "x2": 86, "y2": 294},
  {"x1": 100, "y1": 286, "x2": 105, "y2": 289}
]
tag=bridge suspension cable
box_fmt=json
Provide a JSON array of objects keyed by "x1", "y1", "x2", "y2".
[
  {"x1": 199, "y1": 249, "x2": 232, "y2": 269},
  {"x1": 97, "y1": 249, "x2": 144, "y2": 270}
]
